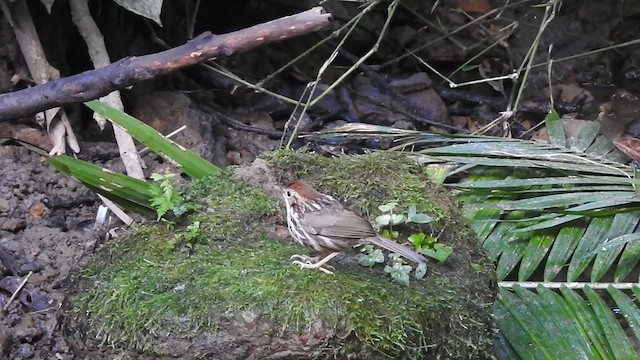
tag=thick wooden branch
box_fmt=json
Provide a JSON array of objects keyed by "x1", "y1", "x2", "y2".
[{"x1": 0, "y1": 7, "x2": 332, "y2": 120}]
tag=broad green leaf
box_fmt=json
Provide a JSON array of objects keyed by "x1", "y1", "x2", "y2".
[
  {"x1": 536, "y1": 287, "x2": 593, "y2": 359},
  {"x1": 509, "y1": 286, "x2": 575, "y2": 356},
  {"x1": 463, "y1": 206, "x2": 501, "y2": 243},
  {"x1": 48, "y1": 155, "x2": 157, "y2": 213},
  {"x1": 560, "y1": 287, "x2": 611, "y2": 359},
  {"x1": 567, "y1": 217, "x2": 614, "y2": 281},
  {"x1": 375, "y1": 214, "x2": 392, "y2": 226},
  {"x1": 86, "y1": 100, "x2": 219, "y2": 179},
  {"x1": 544, "y1": 225, "x2": 586, "y2": 281},
  {"x1": 391, "y1": 214, "x2": 405, "y2": 225},
  {"x1": 451, "y1": 175, "x2": 640, "y2": 189},
  {"x1": 564, "y1": 197, "x2": 640, "y2": 213},
  {"x1": 508, "y1": 185, "x2": 635, "y2": 194},
  {"x1": 583, "y1": 287, "x2": 637, "y2": 359},
  {"x1": 615, "y1": 239, "x2": 640, "y2": 281},
  {"x1": 429, "y1": 155, "x2": 627, "y2": 175},
  {"x1": 518, "y1": 232, "x2": 554, "y2": 281},
  {"x1": 607, "y1": 287, "x2": 640, "y2": 341},
  {"x1": 409, "y1": 213, "x2": 433, "y2": 223},
  {"x1": 497, "y1": 192, "x2": 634, "y2": 211},
  {"x1": 590, "y1": 233, "x2": 640, "y2": 255},
  {"x1": 482, "y1": 217, "x2": 521, "y2": 261},
  {"x1": 585, "y1": 135, "x2": 616, "y2": 157},
  {"x1": 407, "y1": 204, "x2": 416, "y2": 219},
  {"x1": 544, "y1": 109, "x2": 565, "y2": 147},
  {"x1": 378, "y1": 202, "x2": 398, "y2": 212},
  {"x1": 496, "y1": 239, "x2": 527, "y2": 280},
  {"x1": 494, "y1": 329, "x2": 522, "y2": 360},
  {"x1": 516, "y1": 214, "x2": 582, "y2": 232},
  {"x1": 571, "y1": 121, "x2": 600, "y2": 152},
  {"x1": 407, "y1": 233, "x2": 425, "y2": 245},
  {"x1": 591, "y1": 213, "x2": 640, "y2": 282},
  {"x1": 496, "y1": 289, "x2": 554, "y2": 359}
]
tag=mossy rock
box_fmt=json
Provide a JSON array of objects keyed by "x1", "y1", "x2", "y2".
[{"x1": 62, "y1": 151, "x2": 496, "y2": 359}]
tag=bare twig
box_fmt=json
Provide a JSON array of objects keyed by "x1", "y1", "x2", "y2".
[
  {"x1": 2, "y1": 271, "x2": 32, "y2": 312},
  {"x1": 0, "y1": 7, "x2": 333, "y2": 120}
]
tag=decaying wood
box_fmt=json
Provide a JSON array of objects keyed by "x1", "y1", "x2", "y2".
[
  {"x1": 0, "y1": 7, "x2": 332, "y2": 120},
  {"x1": 70, "y1": 0, "x2": 144, "y2": 181},
  {"x1": 1, "y1": 0, "x2": 81, "y2": 154}
]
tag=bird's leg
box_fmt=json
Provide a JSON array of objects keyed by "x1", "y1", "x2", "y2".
[
  {"x1": 291, "y1": 252, "x2": 340, "y2": 274},
  {"x1": 290, "y1": 254, "x2": 336, "y2": 270},
  {"x1": 290, "y1": 254, "x2": 316, "y2": 262}
]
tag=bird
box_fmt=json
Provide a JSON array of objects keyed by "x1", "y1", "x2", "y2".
[{"x1": 280, "y1": 180, "x2": 427, "y2": 274}]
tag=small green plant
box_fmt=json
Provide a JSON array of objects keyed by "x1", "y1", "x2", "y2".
[
  {"x1": 384, "y1": 254, "x2": 414, "y2": 286},
  {"x1": 375, "y1": 203, "x2": 433, "y2": 239},
  {"x1": 161, "y1": 221, "x2": 203, "y2": 253},
  {"x1": 177, "y1": 221, "x2": 202, "y2": 249},
  {"x1": 471, "y1": 263, "x2": 483, "y2": 272},
  {"x1": 183, "y1": 220, "x2": 202, "y2": 242},
  {"x1": 408, "y1": 233, "x2": 453, "y2": 263},
  {"x1": 355, "y1": 245, "x2": 386, "y2": 266},
  {"x1": 359, "y1": 202, "x2": 436, "y2": 284},
  {"x1": 375, "y1": 202, "x2": 453, "y2": 272},
  {"x1": 422, "y1": 243, "x2": 453, "y2": 263},
  {"x1": 149, "y1": 173, "x2": 197, "y2": 220}
]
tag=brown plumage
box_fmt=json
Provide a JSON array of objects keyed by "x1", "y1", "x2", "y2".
[{"x1": 281, "y1": 180, "x2": 427, "y2": 273}]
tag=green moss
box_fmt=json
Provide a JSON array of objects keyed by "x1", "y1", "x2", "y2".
[
  {"x1": 67, "y1": 152, "x2": 495, "y2": 359},
  {"x1": 185, "y1": 170, "x2": 279, "y2": 243},
  {"x1": 79, "y1": 238, "x2": 437, "y2": 356},
  {"x1": 266, "y1": 150, "x2": 445, "y2": 221}
]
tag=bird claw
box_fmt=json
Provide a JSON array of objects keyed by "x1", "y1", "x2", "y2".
[
  {"x1": 289, "y1": 252, "x2": 340, "y2": 275},
  {"x1": 290, "y1": 254, "x2": 313, "y2": 262},
  {"x1": 291, "y1": 260, "x2": 334, "y2": 275}
]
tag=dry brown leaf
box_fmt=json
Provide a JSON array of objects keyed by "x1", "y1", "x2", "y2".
[{"x1": 614, "y1": 137, "x2": 640, "y2": 161}]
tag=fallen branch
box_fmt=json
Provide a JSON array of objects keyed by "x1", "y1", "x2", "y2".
[{"x1": 0, "y1": 7, "x2": 332, "y2": 120}]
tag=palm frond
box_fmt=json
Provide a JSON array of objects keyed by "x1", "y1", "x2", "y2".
[
  {"x1": 496, "y1": 285, "x2": 639, "y2": 359},
  {"x1": 316, "y1": 123, "x2": 639, "y2": 283}
]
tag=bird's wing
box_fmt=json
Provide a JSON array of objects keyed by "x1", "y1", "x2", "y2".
[{"x1": 303, "y1": 210, "x2": 378, "y2": 239}]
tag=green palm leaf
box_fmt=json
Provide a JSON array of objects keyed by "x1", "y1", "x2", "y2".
[
  {"x1": 497, "y1": 285, "x2": 639, "y2": 359},
  {"x1": 318, "y1": 123, "x2": 639, "y2": 283},
  {"x1": 313, "y1": 122, "x2": 640, "y2": 358}
]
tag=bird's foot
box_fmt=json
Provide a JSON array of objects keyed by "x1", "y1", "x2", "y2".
[
  {"x1": 290, "y1": 252, "x2": 339, "y2": 275},
  {"x1": 290, "y1": 254, "x2": 314, "y2": 262}
]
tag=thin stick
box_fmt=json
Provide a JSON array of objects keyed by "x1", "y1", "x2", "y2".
[{"x1": 3, "y1": 271, "x2": 33, "y2": 312}]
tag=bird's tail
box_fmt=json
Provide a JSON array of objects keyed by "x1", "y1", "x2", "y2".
[{"x1": 365, "y1": 236, "x2": 427, "y2": 264}]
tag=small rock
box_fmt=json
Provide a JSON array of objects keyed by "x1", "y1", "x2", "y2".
[
  {"x1": 13, "y1": 315, "x2": 40, "y2": 341},
  {"x1": 29, "y1": 200, "x2": 50, "y2": 218},
  {"x1": 0, "y1": 197, "x2": 10, "y2": 213},
  {"x1": 15, "y1": 343, "x2": 34, "y2": 358},
  {"x1": 0, "y1": 217, "x2": 26, "y2": 232},
  {"x1": 18, "y1": 261, "x2": 42, "y2": 275},
  {"x1": 0, "y1": 324, "x2": 12, "y2": 356},
  {"x1": 14, "y1": 126, "x2": 54, "y2": 152},
  {"x1": 390, "y1": 72, "x2": 433, "y2": 92}
]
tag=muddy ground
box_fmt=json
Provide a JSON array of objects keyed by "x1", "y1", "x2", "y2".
[{"x1": 1, "y1": 1, "x2": 640, "y2": 358}]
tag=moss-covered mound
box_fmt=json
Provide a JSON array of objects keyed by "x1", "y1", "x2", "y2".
[{"x1": 62, "y1": 151, "x2": 496, "y2": 359}]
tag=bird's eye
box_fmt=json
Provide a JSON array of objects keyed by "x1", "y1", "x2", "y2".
[{"x1": 286, "y1": 190, "x2": 292, "y2": 197}]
